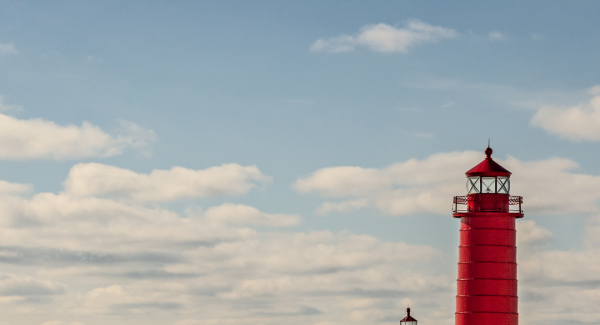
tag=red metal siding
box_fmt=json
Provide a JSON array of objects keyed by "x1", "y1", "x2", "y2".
[{"x1": 455, "y1": 211, "x2": 519, "y2": 325}]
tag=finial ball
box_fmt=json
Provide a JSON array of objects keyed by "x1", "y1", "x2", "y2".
[{"x1": 485, "y1": 147, "x2": 493, "y2": 158}]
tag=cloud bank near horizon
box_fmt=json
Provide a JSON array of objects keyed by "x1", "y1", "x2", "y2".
[{"x1": 0, "y1": 161, "x2": 450, "y2": 325}]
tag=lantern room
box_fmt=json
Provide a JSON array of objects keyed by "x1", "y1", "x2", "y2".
[
  {"x1": 400, "y1": 307, "x2": 417, "y2": 325},
  {"x1": 452, "y1": 147, "x2": 523, "y2": 216}
]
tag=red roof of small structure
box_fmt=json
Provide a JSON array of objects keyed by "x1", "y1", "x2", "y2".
[
  {"x1": 400, "y1": 308, "x2": 417, "y2": 322},
  {"x1": 465, "y1": 147, "x2": 511, "y2": 177},
  {"x1": 400, "y1": 315, "x2": 417, "y2": 322}
]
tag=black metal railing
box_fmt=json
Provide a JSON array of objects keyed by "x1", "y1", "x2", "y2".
[{"x1": 452, "y1": 195, "x2": 523, "y2": 214}]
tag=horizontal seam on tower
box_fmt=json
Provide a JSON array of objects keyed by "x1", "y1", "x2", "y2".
[
  {"x1": 458, "y1": 261, "x2": 517, "y2": 264},
  {"x1": 457, "y1": 278, "x2": 518, "y2": 281},
  {"x1": 460, "y1": 228, "x2": 516, "y2": 231},
  {"x1": 455, "y1": 309, "x2": 519, "y2": 312},
  {"x1": 459, "y1": 244, "x2": 516, "y2": 247},
  {"x1": 456, "y1": 294, "x2": 518, "y2": 297}
]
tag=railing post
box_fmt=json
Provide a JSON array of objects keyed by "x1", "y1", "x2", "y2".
[
  {"x1": 454, "y1": 197, "x2": 457, "y2": 213},
  {"x1": 519, "y1": 198, "x2": 522, "y2": 214}
]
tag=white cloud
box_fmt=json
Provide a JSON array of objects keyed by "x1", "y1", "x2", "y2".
[
  {"x1": 531, "y1": 94, "x2": 600, "y2": 141},
  {"x1": 295, "y1": 150, "x2": 600, "y2": 216},
  {"x1": 0, "y1": 42, "x2": 17, "y2": 55},
  {"x1": 0, "y1": 114, "x2": 156, "y2": 160},
  {"x1": 516, "y1": 220, "x2": 553, "y2": 246},
  {"x1": 294, "y1": 151, "x2": 479, "y2": 215},
  {"x1": 310, "y1": 20, "x2": 456, "y2": 53},
  {"x1": 488, "y1": 31, "x2": 506, "y2": 41},
  {"x1": 0, "y1": 164, "x2": 452, "y2": 324},
  {"x1": 64, "y1": 163, "x2": 271, "y2": 202},
  {"x1": 204, "y1": 204, "x2": 300, "y2": 227},
  {"x1": 0, "y1": 180, "x2": 31, "y2": 195}
]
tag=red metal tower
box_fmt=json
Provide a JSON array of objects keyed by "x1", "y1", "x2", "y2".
[{"x1": 451, "y1": 147, "x2": 523, "y2": 325}]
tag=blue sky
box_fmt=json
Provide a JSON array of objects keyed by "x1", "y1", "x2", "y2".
[{"x1": 1, "y1": 1, "x2": 600, "y2": 324}]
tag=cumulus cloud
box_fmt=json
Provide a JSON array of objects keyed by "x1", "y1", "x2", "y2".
[
  {"x1": 531, "y1": 94, "x2": 600, "y2": 141},
  {"x1": 0, "y1": 114, "x2": 156, "y2": 160},
  {"x1": 0, "y1": 42, "x2": 17, "y2": 55},
  {"x1": 0, "y1": 180, "x2": 31, "y2": 195},
  {"x1": 516, "y1": 220, "x2": 553, "y2": 246},
  {"x1": 294, "y1": 151, "x2": 479, "y2": 215},
  {"x1": 310, "y1": 20, "x2": 456, "y2": 53},
  {"x1": 295, "y1": 150, "x2": 600, "y2": 216},
  {"x1": 64, "y1": 163, "x2": 271, "y2": 202}
]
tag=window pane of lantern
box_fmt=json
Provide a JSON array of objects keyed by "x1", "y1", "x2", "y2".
[
  {"x1": 467, "y1": 177, "x2": 480, "y2": 194},
  {"x1": 482, "y1": 177, "x2": 495, "y2": 193},
  {"x1": 497, "y1": 177, "x2": 509, "y2": 194}
]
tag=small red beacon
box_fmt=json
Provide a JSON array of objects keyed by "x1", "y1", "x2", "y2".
[{"x1": 400, "y1": 307, "x2": 417, "y2": 325}]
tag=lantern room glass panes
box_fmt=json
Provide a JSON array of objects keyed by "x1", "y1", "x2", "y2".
[
  {"x1": 482, "y1": 177, "x2": 495, "y2": 193},
  {"x1": 466, "y1": 176, "x2": 510, "y2": 194},
  {"x1": 467, "y1": 177, "x2": 480, "y2": 194},
  {"x1": 497, "y1": 177, "x2": 510, "y2": 194},
  {"x1": 401, "y1": 322, "x2": 417, "y2": 325}
]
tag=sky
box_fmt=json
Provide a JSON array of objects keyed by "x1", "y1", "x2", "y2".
[{"x1": 1, "y1": 1, "x2": 600, "y2": 324}]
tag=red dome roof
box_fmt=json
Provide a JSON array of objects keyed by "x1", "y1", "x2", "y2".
[{"x1": 465, "y1": 147, "x2": 511, "y2": 177}]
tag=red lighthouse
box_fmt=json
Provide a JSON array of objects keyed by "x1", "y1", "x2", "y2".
[{"x1": 451, "y1": 147, "x2": 523, "y2": 325}]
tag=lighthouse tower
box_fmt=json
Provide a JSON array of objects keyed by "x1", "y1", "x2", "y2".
[{"x1": 451, "y1": 147, "x2": 523, "y2": 325}]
